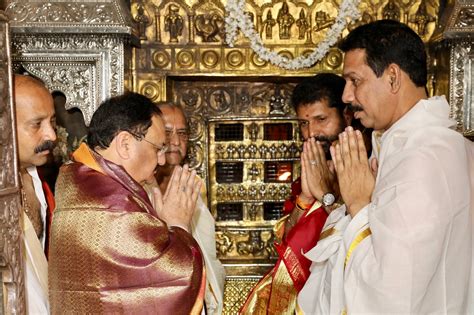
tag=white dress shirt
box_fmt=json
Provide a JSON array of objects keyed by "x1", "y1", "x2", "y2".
[{"x1": 23, "y1": 166, "x2": 50, "y2": 314}]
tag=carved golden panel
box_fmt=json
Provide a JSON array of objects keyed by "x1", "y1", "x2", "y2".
[
  {"x1": 150, "y1": 48, "x2": 172, "y2": 70},
  {"x1": 223, "y1": 277, "x2": 260, "y2": 314},
  {"x1": 200, "y1": 48, "x2": 221, "y2": 70},
  {"x1": 137, "y1": 76, "x2": 165, "y2": 102},
  {"x1": 133, "y1": 0, "x2": 443, "y2": 282}
]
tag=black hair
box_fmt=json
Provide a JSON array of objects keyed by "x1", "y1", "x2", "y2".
[
  {"x1": 87, "y1": 92, "x2": 162, "y2": 149},
  {"x1": 291, "y1": 73, "x2": 347, "y2": 115},
  {"x1": 339, "y1": 19, "x2": 427, "y2": 87}
]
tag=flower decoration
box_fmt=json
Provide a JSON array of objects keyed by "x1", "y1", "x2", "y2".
[{"x1": 225, "y1": 0, "x2": 361, "y2": 70}]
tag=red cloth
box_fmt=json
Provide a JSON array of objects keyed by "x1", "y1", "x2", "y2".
[
  {"x1": 41, "y1": 180, "x2": 55, "y2": 258},
  {"x1": 276, "y1": 199, "x2": 328, "y2": 291},
  {"x1": 283, "y1": 177, "x2": 302, "y2": 215}
]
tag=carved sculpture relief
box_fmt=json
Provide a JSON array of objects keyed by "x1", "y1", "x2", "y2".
[
  {"x1": 382, "y1": 0, "x2": 401, "y2": 21},
  {"x1": 0, "y1": 11, "x2": 25, "y2": 314},
  {"x1": 11, "y1": 35, "x2": 126, "y2": 126},
  {"x1": 134, "y1": 2, "x2": 152, "y2": 40},
  {"x1": 450, "y1": 41, "x2": 473, "y2": 133},
  {"x1": 195, "y1": 13, "x2": 224, "y2": 42},
  {"x1": 8, "y1": 0, "x2": 133, "y2": 126},
  {"x1": 7, "y1": 2, "x2": 121, "y2": 24},
  {"x1": 276, "y1": 1, "x2": 294, "y2": 40},
  {"x1": 296, "y1": 9, "x2": 309, "y2": 40},
  {"x1": 164, "y1": 4, "x2": 183, "y2": 43},
  {"x1": 456, "y1": 8, "x2": 474, "y2": 27},
  {"x1": 262, "y1": 10, "x2": 276, "y2": 39}
]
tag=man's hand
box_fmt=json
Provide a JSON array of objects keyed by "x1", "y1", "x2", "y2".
[
  {"x1": 330, "y1": 127, "x2": 375, "y2": 217},
  {"x1": 301, "y1": 137, "x2": 337, "y2": 202},
  {"x1": 153, "y1": 164, "x2": 202, "y2": 231}
]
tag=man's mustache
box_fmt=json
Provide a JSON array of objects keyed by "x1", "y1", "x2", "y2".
[
  {"x1": 348, "y1": 104, "x2": 363, "y2": 112},
  {"x1": 313, "y1": 134, "x2": 338, "y2": 143},
  {"x1": 166, "y1": 148, "x2": 185, "y2": 156},
  {"x1": 34, "y1": 140, "x2": 55, "y2": 154}
]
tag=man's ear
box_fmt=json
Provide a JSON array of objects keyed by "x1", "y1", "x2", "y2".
[
  {"x1": 386, "y1": 64, "x2": 401, "y2": 93},
  {"x1": 114, "y1": 131, "x2": 133, "y2": 160},
  {"x1": 343, "y1": 106, "x2": 353, "y2": 126}
]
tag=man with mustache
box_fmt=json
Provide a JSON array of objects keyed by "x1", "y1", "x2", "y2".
[
  {"x1": 299, "y1": 20, "x2": 472, "y2": 314},
  {"x1": 147, "y1": 103, "x2": 225, "y2": 315},
  {"x1": 14, "y1": 74, "x2": 57, "y2": 313},
  {"x1": 241, "y1": 73, "x2": 353, "y2": 314}
]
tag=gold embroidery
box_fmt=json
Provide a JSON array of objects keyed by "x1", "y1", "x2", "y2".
[
  {"x1": 319, "y1": 227, "x2": 336, "y2": 240},
  {"x1": 344, "y1": 227, "x2": 371, "y2": 268}
]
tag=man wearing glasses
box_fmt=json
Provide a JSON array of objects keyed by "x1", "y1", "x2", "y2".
[
  {"x1": 48, "y1": 93, "x2": 206, "y2": 314},
  {"x1": 145, "y1": 102, "x2": 225, "y2": 315}
]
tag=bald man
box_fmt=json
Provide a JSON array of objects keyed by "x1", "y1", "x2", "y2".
[
  {"x1": 15, "y1": 74, "x2": 56, "y2": 313},
  {"x1": 146, "y1": 103, "x2": 225, "y2": 315}
]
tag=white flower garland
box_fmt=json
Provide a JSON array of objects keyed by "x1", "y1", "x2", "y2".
[{"x1": 225, "y1": 0, "x2": 361, "y2": 70}]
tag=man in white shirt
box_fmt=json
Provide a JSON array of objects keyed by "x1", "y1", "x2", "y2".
[
  {"x1": 15, "y1": 74, "x2": 57, "y2": 314},
  {"x1": 298, "y1": 19, "x2": 472, "y2": 314},
  {"x1": 147, "y1": 102, "x2": 225, "y2": 315}
]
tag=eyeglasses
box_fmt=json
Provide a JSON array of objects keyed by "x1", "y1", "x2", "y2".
[
  {"x1": 129, "y1": 132, "x2": 168, "y2": 155},
  {"x1": 165, "y1": 128, "x2": 189, "y2": 141}
]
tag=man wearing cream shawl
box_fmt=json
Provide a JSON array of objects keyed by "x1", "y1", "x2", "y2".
[
  {"x1": 298, "y1": 20, "x2": 472, "y2": 314},
  {"x1": 48, "y1": 93, "x2": 205, "y2": 314},
  {"x1": 144, "y1": 102, "x2": 225, "y2": 315}
]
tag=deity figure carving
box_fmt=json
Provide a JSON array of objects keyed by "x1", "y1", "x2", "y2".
[
  {"x1": 248, "y1": 144, "x2": 258, "y2": 159},
  {"x1": 269, "y1": 89, "x2": 285, "y2": 115},
  {"x1": 269, "y1": 144, "x2": 278, "y2": 159},
  {"x1": 314, "y1": 10, "x2": 334, "y2": 32},
  {"x1": 258, "y1": 185, "x2": 266, "y2": 198},
  {"x1": 279, "y1": 143, "x2": 288, "y2": 158},
  {"x1": 164, "y1": 4, "x2": 184, "y2": 43},
  {"x1": 227, "y1": 144, "x2": 236, "y2": 159},
  {"x1": 262, "y1": 10, "x2": 276, "y2": 39},
  {"x1": 211, "y1": 89, "x2": 231, "y2": 112},
  {"x1": 296, "y1": 9, "x2": 309, "y2": 40},
  {"x1": 195, "y1": 13, "x2": 224, "y2": 42},
  {"x1": 183, "y1": 92, "x2": 198, "y2": 108},
  {"x1": 216, "y1": 185, "x2": 225, "y2": 198},
  {"x1": 267, "y1": 185, "x2": 276, "y2": 198},
  {"x1": 134, "y1": 3, "x2": 152, "y2": 40},
  {"x1": 248, "y1": 204, "x2": 258, "y2": 221},
  {"x1": 348, "y1": 12, "x2": 373, "y2": 32},
  {"x1": 382, "y1": 0, "x2": 400, "y2": 21},
  {"x1": 237, "y1": 144, "x2": 246, "y2": 159},
  {"x1": 237, "y1": 231, "x2": 266, "y2": 256},
  {"x1": 247, "y1": 122, "x2": 259, "y2": 142},
  {"x1": 276, "y1": 2, "x2": 294, "y2": 39},
  {"x1": 289, "y1": 142, "x2": 299, "y2": 158},
  {"x1": 216, "y1": 144, "x2": 225, "y2": 159},
  {"x1": 237, "y1": 185, "x2": 247, "y2": 199},
  {"x1": 248, "y1": 163, "x2": 259, "y2": 181},
  {"x1": 410, "y1": 1, "x2": 435, "y2": 36},
  {"x1": 248, "y1": 186, "x2": 258, "y2": 199},
  {"x1": 227, "y1": 186, "x2": 236, "y2": 199},
  {"x1": 259, "y1": 144, "x2": 268, "y2": 159},
  {"x1": 216, "y1": 233, "x2": 233, "y2": 255}
]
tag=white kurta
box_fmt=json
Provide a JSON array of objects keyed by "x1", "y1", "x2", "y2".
[
  {"x1": 192, "y1": 196, "x2": 226, "y2": 315},
  {"x1": 144, "y1": 177, "x2": 225, "y2": 315},
  {"x1": 23, "y1": 166, "x2": 49, "y2": 314},
  {"x1": 298, "y1": 96, "x2": 473, "y2": 314}
]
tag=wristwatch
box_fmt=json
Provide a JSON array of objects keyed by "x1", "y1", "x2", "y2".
[{"x1": 322, "y1": 192, "x2": 336, "y2": 207}]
